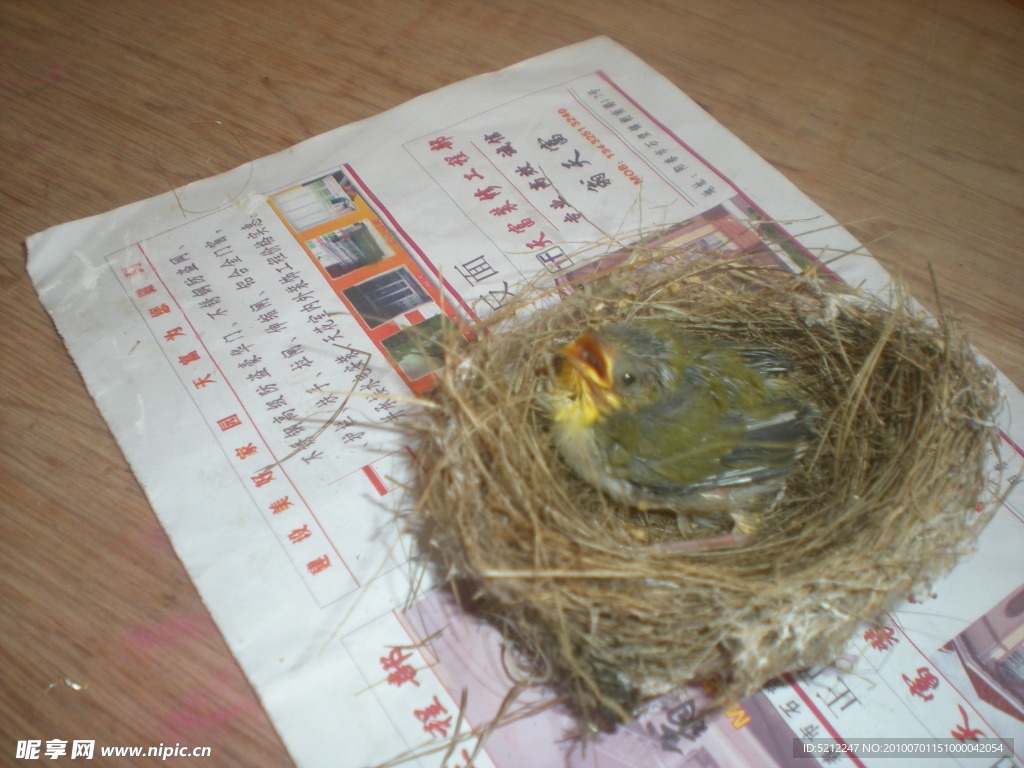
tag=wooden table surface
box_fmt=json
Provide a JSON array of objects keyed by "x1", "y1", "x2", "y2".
[{"x1": 2, "y1": 1, "x2": 1021, "y2": 764}]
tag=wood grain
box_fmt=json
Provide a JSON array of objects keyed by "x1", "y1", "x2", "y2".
[{"x1": 2, "y1": 1, "x2": 1021, "y2": 764}]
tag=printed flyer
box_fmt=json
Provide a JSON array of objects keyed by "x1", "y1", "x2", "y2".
[{"x1": 27, "y1": 38, "x2": 1024, "y2": 768}]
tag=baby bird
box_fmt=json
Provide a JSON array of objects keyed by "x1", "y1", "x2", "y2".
[{"x1": 547, "y1": 321, "x2": 816, "y2": 547}]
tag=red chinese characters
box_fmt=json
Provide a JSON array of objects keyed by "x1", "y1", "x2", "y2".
[
  {"x1": 306, "y1": 555, "x2": 330, "y2": 575},
  {"x1": 473, "y1": 186, "x2": 502, "y2": 202},
  {"x1": 414, "y1": 694, "x2": 451, "y2": 737},
  {"x1": 950, "y1": 704, "x2": 985, "y2": 741},
  {"x1": 489, "y1": 201, "x2": 517, "y2": 217},
  {"x1": 506, "y1": 218, "x2": 534, "y2": 235},
  {"x1": 863, "y1": 625, "x2": 899, "y2": 651},
  {"x1": 902, "y1": 667, "x2": 939, "y2": 701},
  {"x1": 217, "y1": 414, "x2": 243, "y2": 431},
  {"x1": 268, "y1": 496, "x2": 293, "y2": 515},
  {"x1": 235, "y1": 442, "x2": 258, "y2": 459},
  {"x1": 428, "y1": 136, "x2": 454, "y2": 152},
  {"x1": 525, "y1": 232, "x2": 552, "y2": 250},
  {"x1": 380, "y1": 647, "x2": 419, "y2": 688},
  {"x1": 251, "y1": 468, "x2": 274, "y2": 488}
]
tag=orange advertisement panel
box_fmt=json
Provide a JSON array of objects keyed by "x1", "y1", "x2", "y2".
[{"x1": 268, "y1": 169, "x2": 460, "y2": 394}]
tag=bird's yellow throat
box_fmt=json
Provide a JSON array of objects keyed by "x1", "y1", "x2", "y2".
[{"x1": 552, "y1": 365, "x2": 622, "y2": 430}]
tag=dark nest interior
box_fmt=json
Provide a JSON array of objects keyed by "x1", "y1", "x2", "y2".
[{"x1": 410, "y1": 250, "x2": 1001, "y2": 732}]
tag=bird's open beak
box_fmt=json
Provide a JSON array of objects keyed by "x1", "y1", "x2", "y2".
[{"x1": 557, "y1": 332, "x2": 617, "y2": 408}]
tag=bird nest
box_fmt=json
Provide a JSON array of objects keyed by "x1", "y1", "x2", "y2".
[{"x1": 410, "y1": 249, "x2": 1000, "y2": 732}]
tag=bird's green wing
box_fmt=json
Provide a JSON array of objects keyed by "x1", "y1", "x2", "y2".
[{"x1": 601, "y1": 378, "x2": 815, "y2": 499}]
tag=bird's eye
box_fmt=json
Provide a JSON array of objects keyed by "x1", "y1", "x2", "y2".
[{"x1": 621, "y1": 372, "x2": 636, "y2": 386}]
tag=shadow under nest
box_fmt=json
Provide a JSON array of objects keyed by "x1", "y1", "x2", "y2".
[{"x1": 410, "y1": 252, "x2": 1000, "y2": 733}]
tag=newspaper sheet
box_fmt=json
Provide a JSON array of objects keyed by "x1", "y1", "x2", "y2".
[{"x1": 27, "y1": 37, "x2": 1024, "y2": 768}]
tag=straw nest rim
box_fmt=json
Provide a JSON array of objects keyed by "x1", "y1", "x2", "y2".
[{"x1": 410, "y1": 249, "x2": 1000, "y2": 732}]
